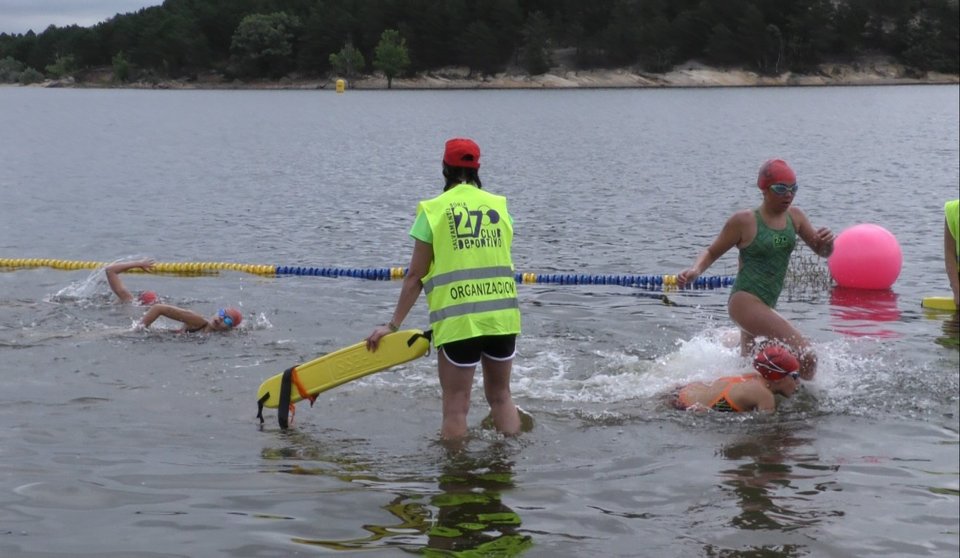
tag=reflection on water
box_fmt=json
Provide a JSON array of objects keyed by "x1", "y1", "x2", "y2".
[
  {"x1": 295, "y1": 494, "x2": 432, "y2": 552},
  {"x1": 933, "y1": 312, "x2": 959, "y2": 350},
  {"x1": 829, "y1": 286, "x2": 902, "y2": 338},
  {"x1": 424, "y1": 446, "x2": 532, "y2": 556},
  {"x1": 264, "y1": 433, "x2": 532, "y2": 556},
  {"x1": 706, "y1": 426, "x2": 840, "y2": 557}
]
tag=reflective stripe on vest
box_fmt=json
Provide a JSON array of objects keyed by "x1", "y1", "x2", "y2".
[{"x1": 430, "y1": 296, "x2": 520, "y2": 323}]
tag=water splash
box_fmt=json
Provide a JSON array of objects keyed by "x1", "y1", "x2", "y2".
[
  {"x1": 509, "y1": 329, "x2": 746, "y2": 405},
  {"x1": 48, "y1": 256, "x2": 155, "y2": 307},
  {"x1": 249, "y1": 312, "x2": 273, "y2": 330},
  {"x1": 49, "y1": 266, "x2": 110, "y2": 305}
]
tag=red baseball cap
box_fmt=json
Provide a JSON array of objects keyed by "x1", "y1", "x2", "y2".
[
  {"x1": 443, "y1": 138, "x2": 480, "y2": 170},
  {"x1": 757, "y1": 159, "x2": 796, "y2": 190}
]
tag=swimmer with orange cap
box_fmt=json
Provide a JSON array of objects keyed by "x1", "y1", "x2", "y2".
[
  {"x1": 674, "y1": 345, "x2": 802, "y2": 413},
  {"x1": 677, "y1": 159, "x2": 834, "y2": 380},
  {"x1": 106, "y1": 258, "x2": 242, "y2": 333},
  {"x1": 138, "y1": 304, "x2": 242, "y2": 333}
]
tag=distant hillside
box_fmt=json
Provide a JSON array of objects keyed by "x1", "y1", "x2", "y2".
[{"x1": 1, "y1": 0, "x2": 957, "y2": 86}]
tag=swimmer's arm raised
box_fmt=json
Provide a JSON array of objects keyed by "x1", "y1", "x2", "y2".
[{"x1": 106, "y1": 259, "x2": 155, "y2": 303}]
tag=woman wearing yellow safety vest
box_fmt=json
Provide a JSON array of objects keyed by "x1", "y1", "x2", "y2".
[
  {"x1": 945, "y1": 199, "x2": 960, "y2": 307},
  {"x1": 366, "y1": 138, "x2": 522, "y2": 441}
]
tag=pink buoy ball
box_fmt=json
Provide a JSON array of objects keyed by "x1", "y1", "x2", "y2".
[{"x1": 828, "y1": 224, "x2": 902, "y2": 290}]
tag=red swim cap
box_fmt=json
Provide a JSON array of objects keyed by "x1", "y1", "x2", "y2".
[
  {"x1": 223, "y1": 307, "x2": 243, "y2": 327},
  {"x1": 138, "y1": 291, "x2": 158, "y2": 305},
  {"x1": 443, "y1": 138, "x2": 481, "y2": 170},
  {"x1": 757, "y1": 159, "x2": 796, "y2": 190},
  {"x1": 753, "y1": 346, "x2": 800, "y2": 380}
]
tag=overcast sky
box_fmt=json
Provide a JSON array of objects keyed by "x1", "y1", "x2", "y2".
[{"x1": 1, "y1": 0, "x2": 163, "y2": 35}]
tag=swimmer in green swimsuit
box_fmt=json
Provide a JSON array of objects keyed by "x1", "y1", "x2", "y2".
[{"x1": 677, "y1": 159, "x2": 835, "y2": 380}]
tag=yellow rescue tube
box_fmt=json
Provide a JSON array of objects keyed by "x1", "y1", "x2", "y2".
[
  {"x1": 922, "y1": 297, "x2": 957, "y2": 311},
  {"x1": 256, "y1": 329, "x2": 431, "y2": 409}
]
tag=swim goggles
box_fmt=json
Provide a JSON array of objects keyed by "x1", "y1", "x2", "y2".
[
  {"x1": 769, "y1": 183, "x2": 799, "y2": 195},
  {"x1": 218, "y1": 308, "x2": 235, "y2": 328},
  {"x1": 756, "y1": 359, "x2": 801, "y2": 381}
]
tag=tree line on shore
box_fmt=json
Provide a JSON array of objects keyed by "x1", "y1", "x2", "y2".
[{"x1": 0, "y1": 0, "x2": 957, "y2": 86}]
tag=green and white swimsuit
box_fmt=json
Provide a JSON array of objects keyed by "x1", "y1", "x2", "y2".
[{"x1": 731, "y1": 210, "x2": 796, "y2": 308}]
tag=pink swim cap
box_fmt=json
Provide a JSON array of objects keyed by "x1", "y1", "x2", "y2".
[
  {"x1": 138, "y1": 291, "x2": 158, "y2": 305},
  {"x1": 753, "y1": 346, "x2": 801, "y2": 380},
  {"x1": 757, "y1": 159, "x2": 796, "y2": 191}
]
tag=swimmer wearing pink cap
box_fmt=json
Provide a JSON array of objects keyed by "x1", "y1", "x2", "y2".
[
  {"x1": 138, "y1": 304, "x2": 243, "y2": 333},
  {"x1": 673, "y1": 345, "x2": 802, "y2": 413},
  {"x1": 105, "y1": 258, "x2": 242, "y2": 334}
]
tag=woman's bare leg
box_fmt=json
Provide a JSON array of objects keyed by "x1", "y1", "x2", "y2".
[
  {"x1": 438, "y1": 351, "x2": 476, "y2": 440},
  {"x1": 728, "y1": 291, "x2": 817, "y2": 380},
  {"x1": 480, "y1": 354, "x2": 520, "y2": 435}
]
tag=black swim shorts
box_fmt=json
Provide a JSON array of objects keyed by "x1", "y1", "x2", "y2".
[{"x1": 439, "y1": 334, "x2": 517, "y2": 367}]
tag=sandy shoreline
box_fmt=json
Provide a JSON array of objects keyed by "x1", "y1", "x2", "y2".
[
  {"x1": 20, "y1": 58, "x2": 960, "y2": 90},
  {"x1": 350, "y1": 60, "x2": 959, "y2": 90}
]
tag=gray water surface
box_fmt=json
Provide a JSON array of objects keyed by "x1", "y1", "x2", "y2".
[{"x1": 0, "y1": 85, "x2": 958, "y2": 557}]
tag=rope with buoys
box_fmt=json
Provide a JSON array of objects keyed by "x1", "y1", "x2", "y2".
[
  {"x1": 0, "y1": 258, "x2": 735, "y2": 289},
  {"x1": 0, "y1": 258, "x2": 276, "y2": 276}
]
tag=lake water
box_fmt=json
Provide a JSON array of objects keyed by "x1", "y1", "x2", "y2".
[{"x1": 0, "y1": 84, "x2": 958, "y2": 557}]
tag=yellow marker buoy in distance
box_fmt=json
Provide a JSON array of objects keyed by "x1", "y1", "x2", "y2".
[{"x1": 336, "y1": 78, "x2": 346, "y2": 94}]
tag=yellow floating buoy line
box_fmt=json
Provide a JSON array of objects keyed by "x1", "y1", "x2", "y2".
[
  {"x1": 0, "y1": 258, "x2": 735, "y2": 289},
  {"x1": 0, "y1": 258, "x2": 276, "y2": 276}
]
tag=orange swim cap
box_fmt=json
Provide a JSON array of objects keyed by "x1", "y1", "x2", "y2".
[{"x1": 223, "y1": 307, "x2": 243, "y2": 327}]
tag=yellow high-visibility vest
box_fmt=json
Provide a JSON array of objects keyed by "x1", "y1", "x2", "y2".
[
  {"x1": 417, "y1": 183, "x2": 520, "y2": 346},
  {"x1": 946, "y1": 199, "x2": 959, "y2": 259}
]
